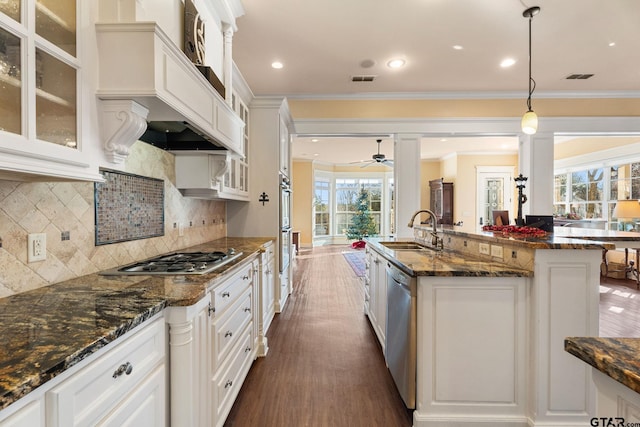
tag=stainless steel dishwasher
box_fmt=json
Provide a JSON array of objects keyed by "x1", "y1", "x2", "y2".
[{"x1": 385, "y1": 261, "x2": 417, "y2": 409}]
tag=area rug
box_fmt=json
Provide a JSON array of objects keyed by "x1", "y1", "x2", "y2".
[{"x1": 343, "y1": 251, "x2": 366, "y2": 277}]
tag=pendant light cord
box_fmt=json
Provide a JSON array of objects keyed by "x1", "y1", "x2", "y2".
[{"x1": 525, "y1": 7, "x2": 538, "y2": 112}]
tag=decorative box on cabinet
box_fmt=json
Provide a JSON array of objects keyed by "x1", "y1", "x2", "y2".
[{"x1": 429, "y1": 178, "x2": 454, "y2": 225}]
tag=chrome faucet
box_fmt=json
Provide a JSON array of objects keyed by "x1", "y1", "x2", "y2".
[{"x1": 407, "y1": 209, "x2": 443, "y2": 249}]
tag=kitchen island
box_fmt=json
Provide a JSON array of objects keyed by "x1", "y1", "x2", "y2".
[
  {"x1": 0, "y1": 237, "x2": 273, "y2": 425},
  {"x1": 365, "y1": 226, "x2": 611, "y2": 427}
]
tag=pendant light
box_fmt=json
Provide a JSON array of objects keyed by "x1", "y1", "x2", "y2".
[{"x1": 521, "y1": 6, "x2": 540, "y2": 135}]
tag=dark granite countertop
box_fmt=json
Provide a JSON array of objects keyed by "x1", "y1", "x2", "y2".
[
  {"x1": 565, "y1": 337, "x2": 640, "y2": 394},
  {"x1": 445, "y1": 228, "x2": 616, "y2": 250},
  {"x1": 0, "y1": 237, "x2": 274, "y2": 411},
  {"x1": 365, "y1": 238, "x2": 533, "y2": 278}
]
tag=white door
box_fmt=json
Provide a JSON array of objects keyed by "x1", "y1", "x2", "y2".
[{"x1": 476, "y1": 168, "x2": 514, "y2": 232}]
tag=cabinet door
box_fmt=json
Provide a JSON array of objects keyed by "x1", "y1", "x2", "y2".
[
  {"x1": 97, "y1": 365, "x2": 165, "y2": 427},
  {"x1": 0, "y1": 400, "x2": 44, "y2": 427},
  {"x1": 0, "y1": 0, "x2": 100, "y2": 180},
  {"x1": 278, "y1": 116, "x2": 290, "y2": 176}
]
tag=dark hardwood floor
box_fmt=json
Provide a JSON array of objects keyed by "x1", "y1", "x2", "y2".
[
  {"x1": 225, "y1": 245, "x2": 413, "y2": 427},
  {"x1": 225, "y1": 245, "x2": 640, "y2": 427}
]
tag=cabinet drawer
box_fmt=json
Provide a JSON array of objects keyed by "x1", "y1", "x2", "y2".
[
  {"x1": 212, "y1": 264, "x2": 253, "y2": 316},
  {"x1": 213, "y1": 326, "x2": 253, "y2": 426},
  {"x1": 213, "y1": 288, "x2": 252, "y2": 369},
  {"x1": 46, "y1": 317, "x2": 165, "y2": 427}
]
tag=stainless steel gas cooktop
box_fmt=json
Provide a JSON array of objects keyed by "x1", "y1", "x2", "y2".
[{"x1": 101, "y1": 249, "x2": 243, "y2": 276}]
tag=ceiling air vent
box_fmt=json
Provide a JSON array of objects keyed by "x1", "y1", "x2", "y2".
[
  {"x1": 351, "y1": 75, "x2": 376, "y2": 82},
  {"x1": 566, "y1": 73, "x2": 594, "y2": 80}
]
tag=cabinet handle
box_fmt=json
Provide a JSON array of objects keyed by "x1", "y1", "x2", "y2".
[
  {"x1": 225, "y1": 380, "x2": 233, "y2": 389},
  {"x1": 113, "y1": 362, "x2": 133, "y2": 378},
  {"x1": 242, "y1": 275, "x2": 249, "y2": 280},
  {"x1": 245, "y1": 346, "x2": 251, "y2": 353},
  {"x1": 222, "y1": 291, "x2": 230, "y2": 298},
  {"x1": 243, "y1": 307, "x2": 251, "y2": 312},
  {"x1": 208, "y1": 302, "x2": 215, "y2": 316},
  {"x1": 225, "y1": 331, "x2": 233, "y2": 338}
]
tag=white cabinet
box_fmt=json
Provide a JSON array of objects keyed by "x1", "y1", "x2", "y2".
[
  {"x1": 166, "y1": 252, "x2": 263, "y2": 427},
  {"x1": 227, "y1": 97, "x2": 295, "y2": 311},
  {"x1": 279, "y1": 115, "x2": 291, "y2": 177},
  {"x1": 259, "y1": 242, "x2": 276, "y2": 356},
  {"x1": 365, "y1": 247, "x2": 386, "y2": 349},
  {"x1": 0, "y1": 0, "x2": 102, "y2": 181},
  {"x1": 46, "y1": 316, "x2": 166, "y2": 427},
  {"x1": 221, "y1": 92, "x2": 250, "y2": 200},
  {"x1": 0, "y1": 400, "x2": 44, "y2": 427}
]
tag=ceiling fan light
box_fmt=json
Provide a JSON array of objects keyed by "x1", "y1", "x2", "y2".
[{"x1": 521, "y1": 110, "x2": 538, "y2": 135}]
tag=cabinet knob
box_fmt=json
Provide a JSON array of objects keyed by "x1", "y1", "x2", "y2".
[
  {"x1": 112, "y1": 362, "x2": 133, "y2": 378},
  {"x1": 225, "y1": 331, "x2": 233, "y2": 338}
]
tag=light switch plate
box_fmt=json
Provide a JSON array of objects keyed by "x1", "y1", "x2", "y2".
[{"x1": 28, "y1": 233, "x2": 47, "y2": 262}]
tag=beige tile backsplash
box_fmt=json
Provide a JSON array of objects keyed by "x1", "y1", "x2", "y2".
[{"x1": 0, "y1": 142, "x2": 226, "y2": 297}]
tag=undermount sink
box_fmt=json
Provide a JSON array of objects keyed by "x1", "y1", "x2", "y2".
[{"x1": 379, "y1": 241, "x2": 433, "y2": 250}]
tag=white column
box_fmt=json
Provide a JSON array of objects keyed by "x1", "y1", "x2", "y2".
[
  {"x1": 223, "y1": 25, "x2": 234, "y2": 107},
  {"x1": 395, "y1": 134, "x2": 422, "y2": 238},
  {"x1": 518, "y1": 132, "x2": 554, "y2": 216}
]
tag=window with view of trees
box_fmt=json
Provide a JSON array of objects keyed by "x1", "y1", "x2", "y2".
[
  {"x1": 335, "y1": 178, "x2": 382, "y2": 235},
  {"x1": 312, "y1": 173, "x2": 391, "y2": 241},
  {"x1": 554, "y1": 161, "x2": 640, "y2": 229}
]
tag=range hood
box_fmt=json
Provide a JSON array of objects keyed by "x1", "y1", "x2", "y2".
[
  {"x1": 139, "y1": 121, "x2": 229, "y2": 151},
  {"x1": 96, "y1": 23, "x2": 244, "y2": 164}
]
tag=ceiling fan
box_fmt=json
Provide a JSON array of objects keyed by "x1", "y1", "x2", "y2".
[{"x1": 351, "y1": 139, "x2": 393, "y2": 168}]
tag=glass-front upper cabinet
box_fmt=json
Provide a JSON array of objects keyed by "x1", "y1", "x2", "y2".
[{"x1": 0, "y1": 0, "x2": 81, "y2": 156}]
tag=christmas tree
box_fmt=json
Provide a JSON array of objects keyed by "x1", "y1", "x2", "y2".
[{"x1": 346, "y1": 188, "x2": 378, "y2": 248}]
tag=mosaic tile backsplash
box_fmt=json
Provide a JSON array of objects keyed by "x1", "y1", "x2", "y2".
[
  {"x1": 95, "y1": 169, "x2": 165, "y2": 245},
  {"x1": 0, "y1": 141, "x2": 226, "y2": 297}
]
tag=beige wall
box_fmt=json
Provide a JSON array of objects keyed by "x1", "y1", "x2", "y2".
[
  {"x1": 555, "y1": 136, "x2": 640, "y2": 160},
  {"x1": 420, "y1": 160, "x2": 442, "y2": 211},
  {"x1": 0, "y1": 141, "x2": 226, "y2": 297},
  {"x1": 289, "y1": 98, "x2": 640, "y2": 120},
  {"x1": 292, "y1": 160, "x2": 314, "y2": 247}
]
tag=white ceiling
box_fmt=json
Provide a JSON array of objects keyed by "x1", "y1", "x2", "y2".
[{"x1": 231, "y1": 0, "x2": 640, "y2": 163}]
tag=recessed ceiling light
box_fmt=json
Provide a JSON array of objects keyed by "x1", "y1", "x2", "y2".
[
  {"x1": 313, "y1": 153, "x2": 319, "y2": 156},
  {"x1": 387, "y1": 59, "x2": 406, "y2": 69},
  {"x1": 500, "y1": 58, "x2": 516, "y2": 68},
  {"x1": 609, "y1": 42, "x2": 616, "y2": 47},
  {"x1": 271, "y1": 61, "x2": 284, "y2": 69},
  {"x1": 311, "y1": 138, "x2": 319, "y2": 142},
  {"x1": 452, "y1": 45, "x2": 463, "y2": 50}
]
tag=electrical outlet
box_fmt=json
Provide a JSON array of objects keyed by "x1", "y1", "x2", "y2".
[
  {"x1": 479, "y1": 243, "x2": 490, "y2": 255},
  {"x1": 28, "y1": 233, "x2": 47, "y2": 262},
  {"x1": 491, "y1": 245, "x2": 503, "y2": 259}
]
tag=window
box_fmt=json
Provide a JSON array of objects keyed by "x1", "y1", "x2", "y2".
[
  {"x1": 570, "y1": 168, "x2": 604, "y2": 219},
  {"x1": 335, "y1": 178, "x2": 382, "y2": 235},
  {"x1": 555, "y1": 161, "x2": 640, "y2": 228},
  {"x1": 312, "y1": 172, "x2": 393, "y2": 243},
  {"x1": 313, "y1": 178, "x2": 330, "y2": 236}
]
